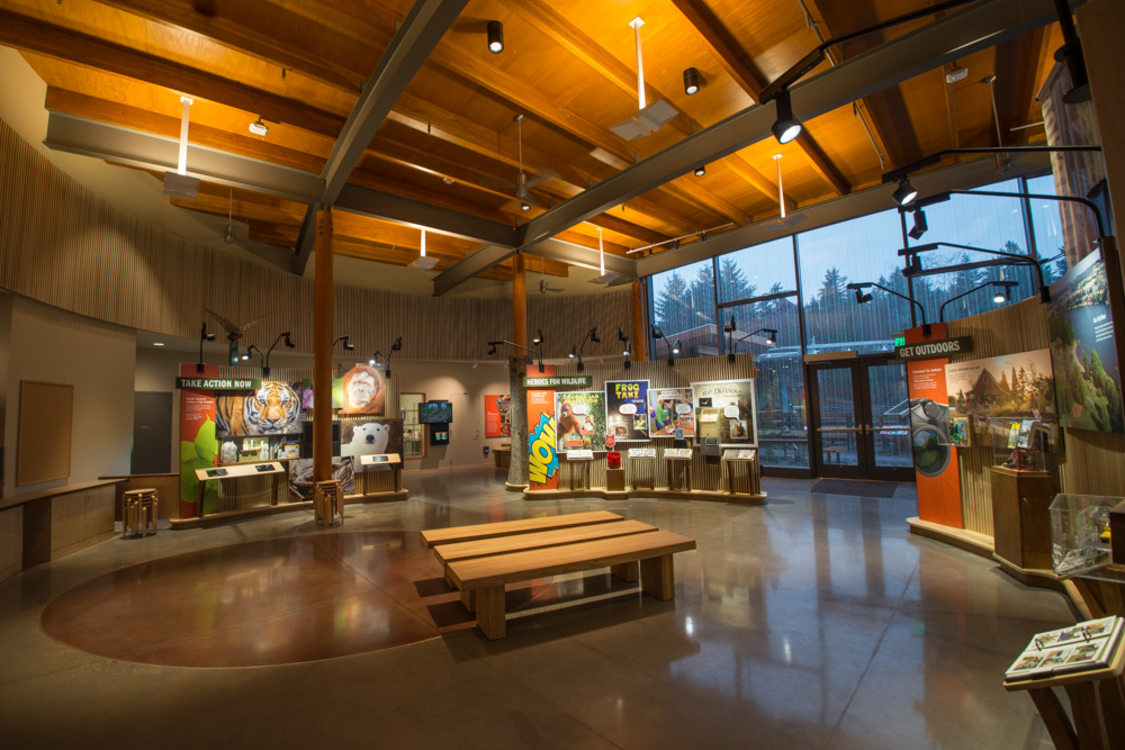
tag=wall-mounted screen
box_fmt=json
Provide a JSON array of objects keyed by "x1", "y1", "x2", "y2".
[{"x1": 419, "y1": 400, "x2": 453, "y2": 424}]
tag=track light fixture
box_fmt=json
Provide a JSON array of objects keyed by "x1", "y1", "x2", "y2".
[
  {"x1": 683, "y1": 66, "x2": 701, "y2": 96},
  {"x1": 487, "y1": 20, "x2": 504, "y2": 53},
  {"x1": 333, "y1": 335, "x2": 355, "y2": 351},
  {"x1": 487, "y1": 342, "x2": 498, "y2": 356},
  {"x1": 907, "y1": 208, "x2": 928, "y2": 240},
  {"x1": 893, "y1": 178, "x2": 918, "y2": 207},
  {"x1": 847, "y1": 282, "x2": 931, "y2": 335},
  {"x1": 770, "y1": 89, "x2": 802, "y2": 145},
  {"x1": 618, "y1": 326, "x2": 632, "y2": 366},
  {"x1": 694, "y1": 165, "x2": 706, "y2": 177},
  {"x1": 568, "y1": 345, "x2": 577, "y2": 359}
]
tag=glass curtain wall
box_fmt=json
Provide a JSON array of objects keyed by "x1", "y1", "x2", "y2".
[
  {"x1": 648, "y1": 258, "x2": 719, "y2": 357},
  {"x1": 646, "y1": 174, "x2": 1056, "y2": 471}
]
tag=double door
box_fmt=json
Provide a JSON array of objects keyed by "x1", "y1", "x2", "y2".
[{"x1": 809, "y1": 358, "x2": 913, "y2": 481}]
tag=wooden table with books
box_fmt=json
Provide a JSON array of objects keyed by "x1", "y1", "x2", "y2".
[{"x1": 1003, "y1": 616, "x2": 1125, "y2": 749}]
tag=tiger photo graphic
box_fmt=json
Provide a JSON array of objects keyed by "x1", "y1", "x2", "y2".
[{"x1": 216, "y1": 380, "x2": 303, "y2": 436}]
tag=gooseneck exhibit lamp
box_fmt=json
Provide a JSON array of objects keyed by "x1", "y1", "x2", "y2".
[
  {"x1": 197, "y1": 322, "x2": 216, "y2": 373},
  {"x1": 333, "y1": 335, "x2": 355, "y2": 351},
  {"x1": 732, "y1": 329, "x2": 778, "y2": 361},
  {"x1": 369, "y1": 337, "x2": 402, "y2": 378},
  {"x1": 758, "y1": 0, "x2": 977, "y2": 145},
  {"x1": 938, "y1": 280, "x2": 1019, "y2": 322},
  {"x1": 901, "y1": 241, "x2": 1051, "y2": 302},
  {"x1": 650, "y1": 325, "x2": 680, "y2": 367},
  {"x1": 488, "y1": 334, "x2": 545, "y2": 373},
  {"x1": 846, "y1": 282, "x2": 932, "y2": 336},
  {"x1": 247, "y1": 331, "x2": 296, "y2": 377},
  {"x1": 568, "y1": 327, "x2": 601, "y2": 372}
]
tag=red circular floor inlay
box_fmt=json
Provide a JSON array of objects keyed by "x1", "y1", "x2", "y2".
[{"x1": 41, "y1": 531, "x2": 465, "y2": 667}]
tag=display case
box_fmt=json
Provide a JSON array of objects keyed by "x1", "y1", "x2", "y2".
[
  {"x1": 1050, "y1": 493, "x2": 1124, "y2": 582},
  {"x1": 400, "y1": 392, "x2": 425, "y2": 459}
]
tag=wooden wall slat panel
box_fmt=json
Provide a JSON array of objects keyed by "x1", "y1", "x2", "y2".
[{"x1": 0, "y1": 119, "x2": 634, "y2": 363}]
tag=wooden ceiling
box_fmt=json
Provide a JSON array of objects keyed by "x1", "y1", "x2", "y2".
[{"x1": 0, "y1": 0, "x2": 1062, "y2": 290}]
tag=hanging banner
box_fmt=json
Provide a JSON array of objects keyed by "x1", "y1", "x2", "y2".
[
  {"x1": 484, "y1": 394, "x2": 512, "y2": 438},
  {"x1": 555, "y1": 390, "x2": 607, "y2": 453},
  {"x1": 902, "y1": 324, "x2": 962, "y2": 528},
  {"x1": 605, "y1": 379, "x2": 651, "y2": 442},
  {"x1": 527, "y1": 366, "x2": 559, "y2": 490},
  {"x1": 178, "y1": 363, "x2": 218, "y2": 517}
]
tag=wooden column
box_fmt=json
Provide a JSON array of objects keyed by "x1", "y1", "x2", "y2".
[
  {"x1": 313, "y1": 209, "x2": 333, "y2": 483},
  {"x1": 631, "y1": 281, "x2": 648, "y2": 361},
  {"x1": 512, "y1": 253, "x2": 527, "y2": 349}
]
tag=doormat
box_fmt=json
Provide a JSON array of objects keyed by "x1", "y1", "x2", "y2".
[{"x1": 811, "y1": 479, "x2": 899, "y2": 498}]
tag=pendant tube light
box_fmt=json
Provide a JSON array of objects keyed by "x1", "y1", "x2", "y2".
[
  {"x1": 420, "y1": 227, "x2": 427, "y2": 258},
  {"x1": 177, "y1": 96, "x2": 193, "y2": 174},
  {"x1": 630, "y1": 17, "x2": 646, "y2": 110},
  {"x1": 773, "y1": 153, "x2": 786, "y2": 219},
  {"x1": 597, "y1": 226, "x2": 605, "y2": 277}
]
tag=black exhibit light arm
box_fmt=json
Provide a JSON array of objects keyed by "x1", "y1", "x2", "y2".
[
  {"x1": 847, "y1": 282, "x2": 931, "y2": 335},
  {"x1": 909, "y1": 189, "x2": 1108, "y2": 240},
  {"x1": 197, "y1": 322, "x2": 215, "y2": 373},
  {"x1": 939, "y1": 280, "x2": 1017, "y2": 322},
  {"x1": 758, "y1": 0, "x2": 976, "y2": 103},
  {"x1": 488, "y1": 338, "x2": 544, "y2": 373},
  {"x1": 903, "y1": 241, "x2": 1050, "y2": 301},
  {"x1": 881, "y1": 146, "x2": 1102, "y2": 186}
]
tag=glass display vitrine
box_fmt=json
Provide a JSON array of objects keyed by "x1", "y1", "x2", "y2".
[{"x1": 400, "y1": 392, "x2": 425, "y2": 459}]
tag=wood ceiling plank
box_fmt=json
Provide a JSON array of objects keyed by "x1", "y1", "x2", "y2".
[
  {"x1": 331, "y1": 236, "x2": 513, "y2": 281},
  {"x1": 247, "y1": 221, "x2": 300, "y2": 247},
  {"x1": 91, "y1": 0, "x2": 371, "y2": 90},
  {"x1": 669, "y1": 0, "x2": 849, "y2": 197},
  {"x1": 0, "y1": 8, "x2": 347, "y2": 137}
]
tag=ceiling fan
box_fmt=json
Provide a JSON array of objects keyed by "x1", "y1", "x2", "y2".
[
  {"x1": 536, "y1": 257, "x2": 564, "y2": 293},
  {"x1": 508, "y1": 114, "x2": 559, "y2": 211}
]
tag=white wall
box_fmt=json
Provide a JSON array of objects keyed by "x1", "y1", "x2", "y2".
[
  {"x1": 392, "y1": 361, "x2": 510, "y2": 472},
  {"x1": 4, "y1": 295, "x2": 135, "y2": 497}
]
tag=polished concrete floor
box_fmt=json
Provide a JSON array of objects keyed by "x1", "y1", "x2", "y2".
[{"x1": 0, "y1": 467, "x2": 1075, "y2": 749}]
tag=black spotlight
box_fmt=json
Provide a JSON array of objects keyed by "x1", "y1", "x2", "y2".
[
  {"x1": 893, "y1": 178, "x2": 918, "y2": 207},
  {"x1": 908, "y1": 208, "x2": 928, "y2": 240},
  {"x1": 683, "y1": 66, "x2": 701, "y2": 96},
  {"x1": 520, "y1": 201, "x2": 530, "y2": 211},
  {"x1": 487, "y1": 20, "x2": 503, "y2": 53},
  {"x1": 770, "y1": 89, "x2": 802, "y2": 145},
  {"x1": 854, "y1": 289, "x2": 873, "y2": 304},
  {"x1": 694, "y1": 165, "x2": 706, "y2": 177}
]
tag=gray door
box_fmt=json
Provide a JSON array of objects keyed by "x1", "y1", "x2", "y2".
[{"x1": 132, "y1": 391, "x2": 172, "y2": 474}]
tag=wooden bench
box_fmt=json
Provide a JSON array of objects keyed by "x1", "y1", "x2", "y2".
[
  {"x1": 446, "y1": 530, "x2": 696, "y2": 639},
  {"x1": 419, "y1": 510, "x2": 622, "y2": 549},
  {"x1": 434, "y1": 519, "x2": 657, "y2": 587}
]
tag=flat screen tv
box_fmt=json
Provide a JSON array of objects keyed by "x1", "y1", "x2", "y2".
[{"x1": 418, "y1": 400, "x2": 453, "y2": 424}]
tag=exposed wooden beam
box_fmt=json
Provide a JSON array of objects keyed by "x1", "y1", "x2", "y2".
[
  {"x1": 44, "y1": 87, "x2": 327, "y2": 174},
  {"x1": 93, "y1": 0, "x2": 370, "y2": 91},
  {"x1": 0, "y1": 8, "x2": 346, "y2": 137},
  {"x1": 670, "y1": 0, "x2": 850, "y2": 196},
  {"x1": 427, "y1": 44, "x2": 751, "y2": 227},
  {"x1": 332, "y1": 237, "x2": 513, "y2": 282}
]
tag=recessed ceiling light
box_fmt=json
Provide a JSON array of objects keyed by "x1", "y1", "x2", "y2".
[
  {"x1": 694, "y1": 165, "x2": 705, "y2": 177},
  {"x1": 249, "y1": 117, "x2": 268, "y2": 136},
  {"x1": 153, "y1": 341, "x2": 165, "y2": 347}
]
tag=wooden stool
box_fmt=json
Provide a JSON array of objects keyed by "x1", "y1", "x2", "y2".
[
  {"x1": 314, "y1": 480, "x2": 344, "y2": 527},
  {"x1": 122, "y1": 488, "x2": 157, "y2": 538}
]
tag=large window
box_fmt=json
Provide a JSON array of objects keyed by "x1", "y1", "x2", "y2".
[
  {"x1": 797, "y1": 210, "x2": 911, "y2": 355},
  {"x1": 907, "y1": 179, "x2": 1039, "y2": 324},
  {"x1": 717, "y1": 237, "x2": 797, "y2": 303},
  {"x1": 1025, "y1": 173, "x2": 1068, "y2": 284},
  {"x1": 649, "y1": 259, "x2": 718, "y2": 357}
]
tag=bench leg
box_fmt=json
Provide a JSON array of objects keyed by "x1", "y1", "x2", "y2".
[
  {"x1": 610, "y1": 561, "x2": 639, "y2": 582},
  {"x1": 640, "y1": 555, "x2": 675, "y2": 600},
  {"x1": 460, "y1": 588, "x2": 476, "y2": 613},
  {"x1": 475, "y1": 586, "x2": 506, "y2": 640}
]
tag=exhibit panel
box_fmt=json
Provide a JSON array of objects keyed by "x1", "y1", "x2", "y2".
[{"x1": 523, "y1": 354, "x2": 763, "y2": 502}]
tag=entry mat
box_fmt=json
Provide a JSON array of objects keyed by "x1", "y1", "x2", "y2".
[{"x1": 810, "y1": 479, "x2": 900, "y2": 498}]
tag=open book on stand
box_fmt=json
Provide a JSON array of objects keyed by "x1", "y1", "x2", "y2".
[{"x1": 1005, "y1": 616, "x2": 1123, "y2": 681}]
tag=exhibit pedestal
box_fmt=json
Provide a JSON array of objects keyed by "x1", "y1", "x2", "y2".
[
  {"x1": 606, "y1": 468, "x2": 625, "y2": 492},
  {"x1": 991, "y1": 466, "x2": 1056, "y2": 570}
]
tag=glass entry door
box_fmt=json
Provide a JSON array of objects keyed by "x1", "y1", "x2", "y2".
[{"x1": 809, "y1": 358, "x2": 913, "y2": 481}]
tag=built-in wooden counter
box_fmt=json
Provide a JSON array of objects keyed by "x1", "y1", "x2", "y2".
[{"x1": 1, "y1": 479, "x2": 122, "y2": 577}]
